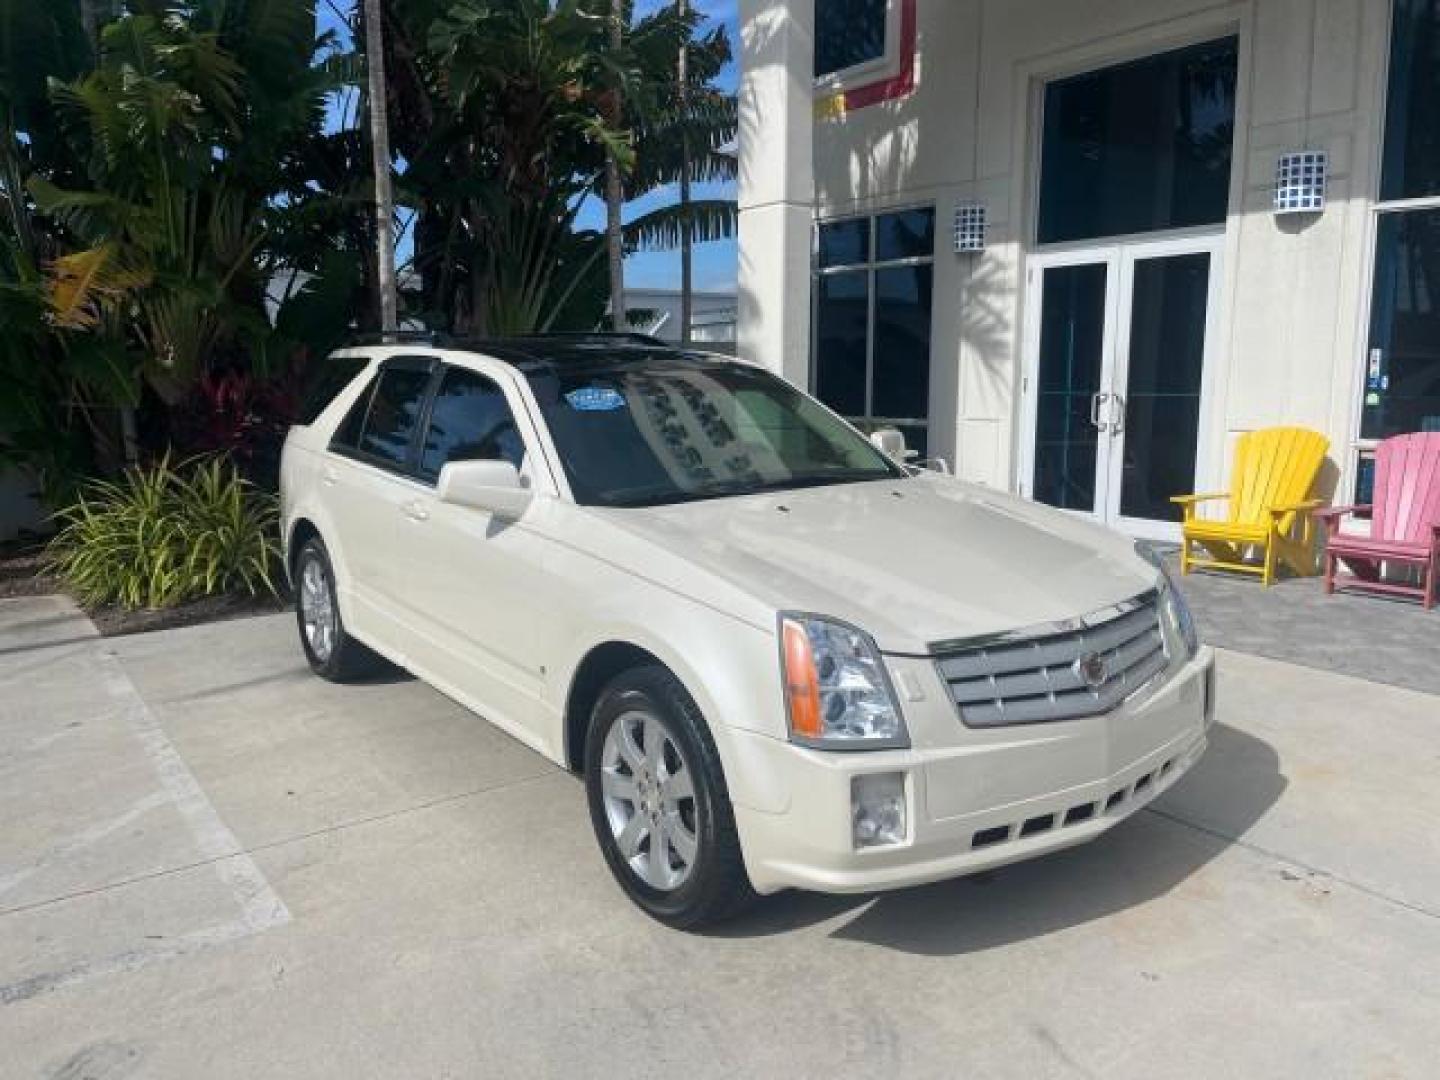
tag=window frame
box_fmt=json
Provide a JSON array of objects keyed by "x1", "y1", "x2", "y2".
[
  {"x1": 1348, "y1": 0, "x2": 1440, "y2": 501},
  {"x1": 810, "y1": 205, "x2": 937, "y2": 447},
  {"x1": 813, "y1": 0, "x2": 901, "y2": 90},
  {"x1": 327, "y1": 354, "x2": 442, "y2": 481}
]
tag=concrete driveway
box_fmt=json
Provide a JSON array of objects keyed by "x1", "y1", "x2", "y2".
[{"x1": 2, "y1": 595, "x2": 1438, "y2": 1079}]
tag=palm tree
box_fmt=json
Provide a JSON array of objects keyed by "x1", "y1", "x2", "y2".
[
  {"x1": 361, "y1": 0, "x2": 397, "y2": 331},
  {"x1": 605, "y1": 0, "x2": 626, "y2": 329},
  {"x1": 32, "y1": 4, "x2": 337, "y2": 401},
  {"x1": 620, "y1": 7, "x2": 736, "y2": 329},
  {"x1": 677, "y1": 0, "x2": 691, "y2": 343}
]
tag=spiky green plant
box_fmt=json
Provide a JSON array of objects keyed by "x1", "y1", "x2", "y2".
[{"x1": 48, "y1": 455, "x2": 281, "y2": 610}]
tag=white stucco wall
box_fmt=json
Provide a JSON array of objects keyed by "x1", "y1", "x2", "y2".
[{"x1": 742, "y1": 0, "x2": 1392, "y2": 500}]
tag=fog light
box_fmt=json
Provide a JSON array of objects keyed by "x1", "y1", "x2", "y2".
[{"x1": 852, "y1": 772, "x2": 907, "y2": 849}]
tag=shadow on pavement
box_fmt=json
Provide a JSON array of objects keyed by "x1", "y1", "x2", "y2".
[{"x1": 716, "y1": 722, "x2": 1285, "y2": 956}]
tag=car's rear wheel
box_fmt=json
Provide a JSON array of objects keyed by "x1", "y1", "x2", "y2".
[
  {"x1": 294, "y1": 537, "x2": 380, "y2": 682},
  {"x1": 584, "y1": 666, "x2": 754, "y2": 929}
]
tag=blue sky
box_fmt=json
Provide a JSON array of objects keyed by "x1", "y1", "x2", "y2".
[{"x1": 318, "y1": 1, "x2": 739, "y2": 294}]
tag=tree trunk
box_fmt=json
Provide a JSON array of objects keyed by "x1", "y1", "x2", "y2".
[
  {"x1": 79, "y1": 0, "x2": 113, "y2": 54},
  {"x1": 363, "y1": 0, "x2": 398, "y2": 332},
  {"x1": 677, "y1": 0, "x2": 692, "y2": 346},
  {"x1": 605, "y1": 0, "x2": 626, "y2": 330}
]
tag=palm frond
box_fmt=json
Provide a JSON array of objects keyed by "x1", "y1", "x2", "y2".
[
  {"x1": 623, "y1": 199, "x2": 737, "y2": 253},
  {"x1": 45, "y1": 243, "x2": 151, "y2": 330}
]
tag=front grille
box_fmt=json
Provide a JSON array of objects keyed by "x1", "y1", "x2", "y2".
[{"x1": 934, "y1": 591, "x2": 1167, "y2": 727}]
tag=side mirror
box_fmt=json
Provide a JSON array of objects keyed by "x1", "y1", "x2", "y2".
[
  {"x1": 869, "y1": 427, "x2": 917, "y2": 463},
  {"x1": 437, "y1": 459, "x2": 533, "y2": 519}
]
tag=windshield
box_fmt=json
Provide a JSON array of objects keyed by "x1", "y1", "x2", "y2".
[{"x1": 527, "y1": 359, "x2": 905, "y2": 507}]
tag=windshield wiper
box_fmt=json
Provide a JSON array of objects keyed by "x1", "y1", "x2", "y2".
[{"x1": 602, "y1": 471, "x2": 895, "y2": 508}]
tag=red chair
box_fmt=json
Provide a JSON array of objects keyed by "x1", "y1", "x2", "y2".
[{"x1": 1319, "y1": 432, "x2": 1440, "y2": 609}]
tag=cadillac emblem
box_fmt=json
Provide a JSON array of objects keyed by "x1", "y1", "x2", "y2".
[{"x1": 1073, "y1": 652, "x2": 1109, "y2": 691}]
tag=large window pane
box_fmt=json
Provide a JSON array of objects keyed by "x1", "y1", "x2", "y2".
[
  {"x1": 818, "y1": 218, "x2": 869, "y2": 268},
  {"x1": 357, "y1": 367, "x2": 432, "y2": 467},
  {"x1": 1034, "y1": 264, "x2": 1107, "y2": 511},
  {"x1": 1381, "y1": 0, "x2": 1440, "y2": 201},
  {"x1": 814, "y1": 270, "x2": 870, "y2": 417},
  {"x1": 815, "y1": 0, "x2": 887, "y2": 78},
  {"x1": 875, "y1": 209, "x2": 935, "y2": 262},
  {"x1": 872, "y1": 265, "x2": 932, "y2": 420},
  {"x1": 1039, "y1": 37, "x2": 1238, "y2": 244},
  {"x1": 1364, "y1": 209, "x2": 1440, "y2": 439},
  {"x1": 1118, "y1": 253, "x2": 1209, "y2": 522}
]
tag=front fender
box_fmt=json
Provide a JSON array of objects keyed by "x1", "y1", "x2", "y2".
[{"x1": 552, "y1": 607, "x2": 795, "y2": 815}]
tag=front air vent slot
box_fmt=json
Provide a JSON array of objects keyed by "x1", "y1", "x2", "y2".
[
  {"x1": 972, "y1": 825, "x2": 1010, "y2": 849},
  {"x1": 1019, "y1": 813, "x2": 1055, "y2": 838}
]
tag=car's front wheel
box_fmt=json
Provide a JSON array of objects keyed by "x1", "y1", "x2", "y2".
[
  {"x1": 294, "y1": 536, "x2": 380, "y2": 682},
  {"x1": 584, "y1": 666, "x2": 754, "y2": 929}
]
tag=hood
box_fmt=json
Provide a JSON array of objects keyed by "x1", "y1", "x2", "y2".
[{"x1": 601, "y1": 475, "x2": 1158, "y2": 655}]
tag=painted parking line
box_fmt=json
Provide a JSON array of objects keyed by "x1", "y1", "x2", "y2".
[{"x1": 0, "y1": 601, "x2": 290, "y2": 1005}]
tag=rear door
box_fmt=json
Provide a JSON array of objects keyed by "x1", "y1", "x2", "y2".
[{"x1": 322, "y1": 354, "x2": 440, "y2": 650}]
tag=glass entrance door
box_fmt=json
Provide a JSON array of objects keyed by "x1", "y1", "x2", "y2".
[{"x1": 1023, "y1": 236, "x2": 1220, "y2": 539}]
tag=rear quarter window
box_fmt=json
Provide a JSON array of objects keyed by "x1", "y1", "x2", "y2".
[{"x1": 298, "y1": 355, "x2": 371, "y2": 426}]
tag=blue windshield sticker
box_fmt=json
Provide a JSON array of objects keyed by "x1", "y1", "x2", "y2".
[{"x1": 566, "y1": 387, "x2": 626, "y2": 412}]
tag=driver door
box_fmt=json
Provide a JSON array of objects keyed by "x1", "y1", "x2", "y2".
[{"x1": 390, "y1": 363, "x2": 560, "y2": 742}]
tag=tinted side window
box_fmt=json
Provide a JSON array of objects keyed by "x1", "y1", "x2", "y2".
[
  {"x1": 357, "y1": 366, "x2": 433, "y2": 467},
  {"x1": 298, "y1": 355, "x2": 370, "y2": 425},
  {"x1": 330, "y1": 374, "x2": 376, "y2": 450},
  {"x1": 419, "y1": 368, "x2": 526, "y2": 481}
]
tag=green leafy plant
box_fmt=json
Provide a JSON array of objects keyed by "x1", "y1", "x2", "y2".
[{"x1": 47, "y1": 455, "x2": 281, "y2": 610}]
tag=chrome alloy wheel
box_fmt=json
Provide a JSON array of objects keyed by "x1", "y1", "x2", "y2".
[
  {"x1": 299, "y1": 557, "x2": 337, "y2": 663},
  {"x1": 600, "y1": 710, "x2": 699, "y2": 891}
]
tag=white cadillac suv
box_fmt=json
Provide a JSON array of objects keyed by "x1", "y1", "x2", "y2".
[{"x1": 280, "y1": 334, "x2": 1215, "y2": 928}]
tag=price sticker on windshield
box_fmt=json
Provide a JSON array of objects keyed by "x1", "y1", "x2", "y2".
[{"x1": 565, "y1": 387, "x2": 626, "y2": 412}]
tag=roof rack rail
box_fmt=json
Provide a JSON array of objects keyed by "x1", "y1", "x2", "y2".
[
  {"x1": 512, "y1": 332, "x2": 669, "y2": 348},
  {"x1": 342, "y1": 330, "x2": 672, "y2": 350},
  {"x1": 343, "y1": 330, "x2": 447, "y2": 347}
]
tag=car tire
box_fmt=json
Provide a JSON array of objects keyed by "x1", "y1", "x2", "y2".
[
  {"x1": 584, "y1": 665, "x2": 755, "y2": 929},
  {"x1": 294, "y1": 536, "x2": 381, "y2": 682}
]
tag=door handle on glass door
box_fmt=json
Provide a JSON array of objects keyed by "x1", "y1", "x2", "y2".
[
  {"x1": 1110, "y1": 394, "x2": 1126, "y2": 435},
  {"x1": 402, "y1": 500, "x2": 430, "y2": 522},
  {"x1": 1090, "y1": 392, "x2": 1110, "y2": 433}
]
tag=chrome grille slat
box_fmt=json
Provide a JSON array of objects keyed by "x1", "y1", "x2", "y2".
[{"x1": 934, "y1": 592, "x2": 1168, "y2": 728}]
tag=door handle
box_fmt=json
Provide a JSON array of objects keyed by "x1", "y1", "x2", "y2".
[
  {"x1": 402, "y1": 500, "x2": 430, "y2": 523},
  {"x1": 1110, "y1": 394, "x2": 1126, "y2": 435},
  {"x1": 1090, "y1": 392, "x2": 1110, "y2": 433},
  {"x1": 321, "y1": 465, "x2": 339, "y2": 486}
]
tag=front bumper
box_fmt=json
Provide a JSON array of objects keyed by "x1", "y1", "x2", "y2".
[{"x1": 732, "y1": 646, "x2": 1215, "y2": 895}]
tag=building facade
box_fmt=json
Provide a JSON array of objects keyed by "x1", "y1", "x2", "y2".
[
  {"x1": 623, "y1": 288, "x2": 739, "y2": 351},
  {"x1": 737, "y1": 0, "x2": 1440, "y2": 540}
]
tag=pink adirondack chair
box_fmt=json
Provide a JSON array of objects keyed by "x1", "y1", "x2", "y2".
[{"x1": 1318, "y1": 432, "x2": 1440, "y2": 609}]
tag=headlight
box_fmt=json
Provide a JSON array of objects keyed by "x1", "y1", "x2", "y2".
[
  {"x1": 1135, "y1": 541, "x2": 1200, "y2": 658},
  {"x1": 779, "y1": 614, "x2": 909, "y2": 750}
]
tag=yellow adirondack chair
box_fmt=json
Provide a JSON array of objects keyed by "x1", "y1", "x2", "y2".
[{"x1": 1171, "y1": 427, "x2": 1330, "y2": 586}]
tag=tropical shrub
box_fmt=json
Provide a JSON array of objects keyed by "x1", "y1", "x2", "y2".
[{"x1": 48, "y1": 456, "x2": 281, "y2": 610}]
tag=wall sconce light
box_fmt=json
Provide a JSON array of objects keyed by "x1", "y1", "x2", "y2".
[
  {"x1": 953, "y1": 202, "x2": 988, "y2": 253},
  {"x1": 1274, "y1": 150, "x2": 1328, "y2": 214}
]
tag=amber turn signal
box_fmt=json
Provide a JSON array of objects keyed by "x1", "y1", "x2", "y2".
[{"x1": 781, "y1": 617, "x2": 823, "y2": 740}]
